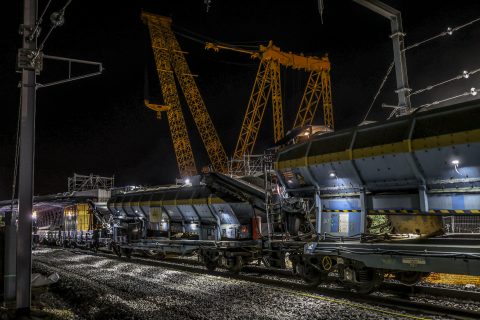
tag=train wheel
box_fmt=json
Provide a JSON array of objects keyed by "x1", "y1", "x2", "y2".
[
  {"x1": 112, "y1": 244, "x2": 122, "y2": 257},
  {"x1": 297, "y1": 263, "x2": 326, "y2": 287},
  {"x1": 122, "y1": 248, "x2": 133, "y2": 259},
  {"x1": 205, "y1": 259, "x2": 218, "y2": 272},
  {"x1": 201, "y1": 250, "x2": 219, "y2": 271},
  {"x1": 394, "y1": 271, "x2": 428, "y2": 286},
  {"x1": 351, "y1": 268, "x2": 384, "y2": 294},
  {"x1": 227, "y1": 256, "x2": 243, "y2": 274},
  {"x1": 142, "y1": 250, "x2": 156, "y2": 257},
  {"x1": 263, "y1": 251, "x2": 288, "y2": 269}
]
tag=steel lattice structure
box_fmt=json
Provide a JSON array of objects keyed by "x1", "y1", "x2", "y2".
[
  {"x1": 206, "y1": 41, "x2": 332, "y2": 160},
  {"x1": 67, "y1": 173, "x2": 114, "y2": 192},
  {"x1": 142, "y1": 12, "x2": 228, "y2": 177}
]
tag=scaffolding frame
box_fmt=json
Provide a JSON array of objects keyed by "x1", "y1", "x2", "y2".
[
  {"x1": 67, "y1": 173, "x2": 114, "y2": 192},
  {"x1": 227, "y1": 154, "x2": 267, "y2": 177}
]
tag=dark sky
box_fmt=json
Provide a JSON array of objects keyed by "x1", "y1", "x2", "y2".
[{"x1": 1, "y1": 0, "x2": 480, "y2": 198}]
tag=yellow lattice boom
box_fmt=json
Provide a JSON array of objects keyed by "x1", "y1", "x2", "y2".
[
  {"x1": 293, "y1": 63, "x2": 333, "y2": 130},
  {"x1": 234, "y1": 59, "x2": 276, "y2": 160},
  {"x1": 206, "y1": 41, "x2": 333, "y2": 159},
  {"x1": 270, "y1": 61, "x2": 284, "y2": 143},
  {"x1": 142, "y1": 12, "x2": 228, "y2": 176}
]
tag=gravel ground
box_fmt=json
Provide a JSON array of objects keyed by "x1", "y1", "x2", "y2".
[
  {"x1": 31, "y1": 248, "x2": 434, "y2": 320},
  {"x1": 418, "y1": 280, "x2": 480, "y2": 293}
]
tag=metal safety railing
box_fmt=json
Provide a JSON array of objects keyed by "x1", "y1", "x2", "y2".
[
  {"x1": 443, "y1": 216, "x2": 480, "y2": 234},
  {"x1": 227, "y1": 154, "x2": 267, "y2": 177}
]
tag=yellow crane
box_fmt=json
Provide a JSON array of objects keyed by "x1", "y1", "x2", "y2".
[
  {"x1": 142, "y1": 12, "x2": 228, "y2": 177},
  {"x1": 206, "y1": 41, "x2": 333, "y2": 161}
]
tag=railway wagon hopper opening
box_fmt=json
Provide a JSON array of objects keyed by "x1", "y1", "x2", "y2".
[
  {"x1": 107, "y1": 183, "x2": 259, "y2": 246},
  {"x1": 276, "y1": 101, "x2": 480, "y2": 238},
  {"x1": 275, "y1": 100, "x2": 480, "y2": 290}
]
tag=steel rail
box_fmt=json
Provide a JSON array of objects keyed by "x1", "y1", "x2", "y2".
[{"x1": 36, "y1": 247, "x2": 480, "y2": 320}]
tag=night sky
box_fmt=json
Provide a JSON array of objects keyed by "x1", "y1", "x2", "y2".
[{"x1": 1, "y1": 0, "x2": 480, "y2": 199}]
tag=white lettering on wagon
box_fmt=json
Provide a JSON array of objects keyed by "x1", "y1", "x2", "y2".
[{"x1": 402, "y1": 257, "x2": 426, "y2": 267}]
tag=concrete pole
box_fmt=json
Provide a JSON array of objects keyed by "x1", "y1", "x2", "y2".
[
  {"x1": 16, "y1": 0, "x2": 37, "y2": 313},
  {"x1": 3, "y1": 211, "x2": 16, "y2": 306}
]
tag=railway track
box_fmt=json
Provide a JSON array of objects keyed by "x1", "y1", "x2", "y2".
[
  {"x1": 380, "y1": 282, "x2": 480, "y2": 303},
  {"x1": 93, "y1": 249, "x2": 480, "y2": 304},
  {"x1": 53, "y1": 247, "x2": 480, "y2": 319}
]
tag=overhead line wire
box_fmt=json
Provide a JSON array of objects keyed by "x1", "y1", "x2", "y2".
[
  {"x1": 409, "y1": 68, "x2": 480, "y2": 97},
  {"x1": 362, "y1": 62, "x2": 394, "y2": 122},
  {"x1": 363, "y1": 15, "x2": 480, "y2": 121},
  {"x1": 404, "y1": 16, "x2": 480, "y2": 51},
  {"x1": 11, "y1": 92, "x2": 22, "y2": 213},
  {"x1": 29, "y1": 0, "x2": 52, "y2": 41},
  {"x1": 414, "y1": 87, "x2": 479, "y2": 111},
  {"x1": 172, "y1": 23, "x2": 261, "y2": 49}
]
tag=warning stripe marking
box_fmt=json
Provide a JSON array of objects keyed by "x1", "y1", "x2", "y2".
[{"x1": 321, "y1": 209, "x2": 480, "y2": 214}]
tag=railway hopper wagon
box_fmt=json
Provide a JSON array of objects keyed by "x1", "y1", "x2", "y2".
[
  {"x1": 276, "y1": 100, "x2": 480, "y2": 292},
  {"x1": 0, "y1": 193, "x2": 111, "y2": 251},
  {"x1": 107, "y1": 183, "x2": 265, "y2": 272},
  {"x1": 44, "y1": 202, "x2": 108, "y2": 250}
]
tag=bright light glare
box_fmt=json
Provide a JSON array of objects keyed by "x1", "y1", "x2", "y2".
[
  {"x1": 329, "y1": 172, "x2": 336, "y2": 178},
  {"x1": 303, "y1": 131, "x2": 310, "y2": 136},
  {"x1": 471, "y1": 88, "x2": 477, "y2": 96},
  {"x1": 463, "y1": 70, "x2": 470, "y2": 79},
  {"x1": 451, "y1": 159, "x2": 460, "y2": 165},
  {"x1": 185, "y1": 178, "x2": 191, "y2": 185},
  {"x1": 287, "y1": 179, "x2": 293, "y2": 184}
]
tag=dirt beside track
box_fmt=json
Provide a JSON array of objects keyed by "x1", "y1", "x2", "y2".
[{"x1": 30, "y1": 247, "x2": 432, "y2": 320}]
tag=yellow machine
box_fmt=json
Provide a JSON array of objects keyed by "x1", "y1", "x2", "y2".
[
  {"x1": 63, "y1": 203, "x2": 91, "y2": 232},
  {"x1": 142, "y1": 12, "x2": 228, "y2": 177},
  {"x1": 206, "y1": 41, "x2": 333, "y2": 160}
]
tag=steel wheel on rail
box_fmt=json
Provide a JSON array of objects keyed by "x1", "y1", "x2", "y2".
[
  {"x1": 227, "y1": 256, "x2": 243, "y2": 274},
  {"x1": 201, "y1": 249, "x2": 220, "y2": 271},
  {"x1": 112, "y1": 243, "x2": 122, "y2": 257},
  {"x1": 122, "y1": 248, "x2": 133, "y2": 259},
  {"x1": 346, "y1": 267, "x2": 384, "y2": 294},
  {"x1": 394, "y1": 271, "x2": 429, "y2": 286},
  {"x1": 296, "y1": 262, "x2": 327, "y2": 287},
  {"x1": 142, "y1": 250, "x2": 157, "y2": 257},
  {"x1": 205, "y1": 259, "x2": 218, "y2": 272}
]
